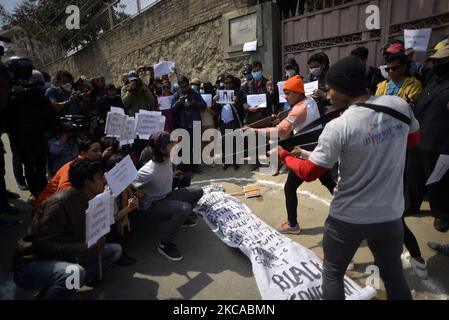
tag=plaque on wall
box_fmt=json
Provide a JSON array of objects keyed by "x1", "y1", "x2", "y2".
[{"x1": 229, "y1": 13, "x2": 257, "y2": 47}]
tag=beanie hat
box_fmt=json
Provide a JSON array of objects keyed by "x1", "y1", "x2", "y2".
[
  {"x1": 283, "y1": 75, "x2": 304, "y2": 94},
  {"x1": 325, "y1": 56, "x2": 368, "y2": 97}
]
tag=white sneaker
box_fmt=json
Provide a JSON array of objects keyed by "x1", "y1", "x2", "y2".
[
  {"x1": 409, "y1": 256, "x2": 428, "y2": 279},
  {"x1": 347, "y1": 261, "x2": 355, "y2": 271}
]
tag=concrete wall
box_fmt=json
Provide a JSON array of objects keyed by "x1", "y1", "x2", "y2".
[{"x1": 43, "y1": 0, "x2": 263, "y2": 85}]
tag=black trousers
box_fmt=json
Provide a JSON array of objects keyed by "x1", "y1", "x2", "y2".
[
  {"x1": 0, "y1": 139, "x2": 8, "y2": 209},
  {"x1": 220, "y1": 120, "x2": 240, "y2": 165},
  {"x1": 405, "y1": 147, "x2": 449, "y2": 219},
  {"x1": 179, "y1": 127, "x2": 200, "y2": 173},
  {"x1": 323, "y1": 216, "x2": 411, "y2": 300},
  {"x1": 284, "y1": 169, "x2": 336, "y2": 226},
  {"x1": 9, "y1": 133, "x2": 48, "y2": 197},
  {"x1": 7, "y1": 133, "x2": 26, "y2": 186}
]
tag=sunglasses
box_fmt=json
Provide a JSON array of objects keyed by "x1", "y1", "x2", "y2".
[{"x1": 385, "y1": 66, "x2": 400, "y2": 72}]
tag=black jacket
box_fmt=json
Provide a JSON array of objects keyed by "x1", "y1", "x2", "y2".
[
  {"x1": 414, "y1": 74, "x2": 449, "y2": 154},
  {"x1": 5, "y1": 87, "x2": 57, "y2": 136}
]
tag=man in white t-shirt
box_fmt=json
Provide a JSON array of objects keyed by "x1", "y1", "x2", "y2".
[{"x1": 278, "y1": 56, "x2": 419, "y2": 300}]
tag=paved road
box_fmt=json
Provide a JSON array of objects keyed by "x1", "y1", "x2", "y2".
[{"x1": 1, "y1": 135, "x2": 448, "y2": 300}]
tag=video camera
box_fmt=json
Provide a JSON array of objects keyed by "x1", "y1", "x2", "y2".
[
  {"x1": 58, "y1": 115, "x2": 88, "y2": 133},
  {"x1": 5, "y1": 57, "x2": 33, "y2": 88}
]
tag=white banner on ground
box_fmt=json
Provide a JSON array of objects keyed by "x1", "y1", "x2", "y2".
[
  {"x1": 247, "y1": 94, "x2": 267, "y2": 108},
  {"x1": 277, "y1": 81, "x2": 287, "y2": 103},
  {"x1": 85, "y1": 191, "x2": 114, "y2": 248},
  {"x1": 404, "y1": 29, "x2": 432, "y2": 52},
  {"x1": 194, "y1": 186, "x2": 377, "y2": 300},
  {"x1": 153, "y1": 60, "x2": 175, "y2": 78},
  {"x1": 105, "y1": 107, "x2": 126, "y2": 138},
  {"x1": 119, "y1": 116, "x2": 136, "y2": 146},
  {"x1": 158, "y1": 95, "x2": 173, "y2": 111},
  {"x1": 426, "y1": 154, "x2": 449, "y2": 186},
  {"x1": 217, "y1": 90, "x2": 234, "y2": 104},
  {"x1": 135, "y1": 110, "x2": 163, "y2": 139},
  {"x1": 105, "y1": 155, "x2": 138, "y2": 197},
  {"x1": 304, "y1": 81, "x2": 319, "y2": 97}
]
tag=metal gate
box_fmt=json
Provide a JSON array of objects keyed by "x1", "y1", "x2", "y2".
[{"x1": 281, "y1": 0, "x2": 449, "y2": 73}]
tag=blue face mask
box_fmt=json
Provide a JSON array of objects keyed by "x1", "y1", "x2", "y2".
[
  {"x1": 252, "y1": 71, "x2": 263, "y2": 80},
  {"x1": 191, "y1": 85, "x2": 199, "y2": 92}
]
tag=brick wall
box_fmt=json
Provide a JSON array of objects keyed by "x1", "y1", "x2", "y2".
[{"x1": 44, "y1": 0, "x2": 258, "y2": 85}]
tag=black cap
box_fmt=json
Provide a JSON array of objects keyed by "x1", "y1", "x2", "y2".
[
  {"x1": 325, "y1": 56, "x2": 367, "y2": 97},
  {"x1": 285, "y1": 57, "x2": 297, "y2": 68}
]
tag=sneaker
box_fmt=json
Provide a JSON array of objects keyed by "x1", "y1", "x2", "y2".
[
  {"x1": 233, "y1": 164, "x2": 240, "y2": 171},
  {"x1": 157, "y1": 241, "x2": 183, "y2": 261},
  {"x1": 409, "y1": 256, "x2": 428, "y2": 279},
  {"x1": 276, "y1": 221, "x2": 301, "y2": 235},
  {"x1": 223, "y1": 164, "x2": 230, "y2": 170},
  {"x1": 428, "y1": 241, "x2": 449, "y2": 257},
  {"x1": 434, "y1": 217, "x2": 449, "y2": 233},
  {"x1": 182, "y1": 218, "x2": 197, "y2": 228}
]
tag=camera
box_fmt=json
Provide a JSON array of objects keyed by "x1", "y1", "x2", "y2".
[
  {"x1": 5, "y1": 57, "x2": 33, "y2": 88},
  {"x1": 133, "y1": 78, "x2": 143, "y2": 88},
  {"x1": 58, "y1": 115, "x2": 88, "y2": 133}
]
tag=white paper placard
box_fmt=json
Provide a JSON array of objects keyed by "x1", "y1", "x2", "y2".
[
  {"x1": 159, "y1": 115, "x2": 166, "y2": 132},
  {"x1": 247, "y1": 94, "x2": 267, "y2": 108},
  {"x1": 217, "y1": 90, "x2": 235, "y2": 104},
  {"x1": 243, "y1": 40, "x2": 257, "y2": 52},
  {"x1": 153, "y1": 60, "x2": 175, "y2": 78},
  {"x1": 157, "y1": 95, "x2": 173, "y2": 111},
  {"x1": 379, "y1": 65, "x2": 388, "y2": 79},
  {"x1": 304, "y1": 81, "x2": 319, "y2": 97},
  {"x1": 85, "y1": 191, "x2": 113, "y2": 248},
  {"x1": 426, "y1": 154, "x2": 449, "y2": 186},
  {"x1": 105, "y1": 155, "x2": 138, "y2": 197},
  {"x1": 277, "y1": 81, "x2": 287, "y2": 103},
  {"x1": 119, "y1": 116, "x2": 136, "y2": 146},
  {"x1": 404, "y1": 29, "x2": 432, "y2": 52},
  {"x1": 201, "y1": 94, "x2": 213, "y2": 107},
  {"x1": 104, "y1": 107, "x2": 126, "y2": 138},
  {"x1": 135, "y1": 110, "x2": 162, "y2": 139}
]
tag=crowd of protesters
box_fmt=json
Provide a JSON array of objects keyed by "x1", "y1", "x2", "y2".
[{"x1": 0, "y1": 33, "x2": 448, "y2": 300}]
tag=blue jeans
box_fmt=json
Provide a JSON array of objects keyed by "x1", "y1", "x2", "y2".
[{"x1": 14, "y1": 244, "x2": 122, "y2": 299}]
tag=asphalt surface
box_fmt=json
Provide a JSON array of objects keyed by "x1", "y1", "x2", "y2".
[{"x1": 1, "y1": 135, "x2": 448, "y2": 300}]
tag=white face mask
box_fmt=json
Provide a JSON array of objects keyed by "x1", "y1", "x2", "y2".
[
  {"x1": 61, "y1": 83, "x2": 72, "y2": 91},
  {"x1": 310, "y1": 67, "x2": 322, "y2": 78},
  {"x1": 286, "y1": 69, "x2": 296, "y2": 78}
]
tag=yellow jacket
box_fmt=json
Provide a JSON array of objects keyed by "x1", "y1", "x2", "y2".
[{"x1": 376, "y1": 77, "x2": 423, "y2": 102}]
